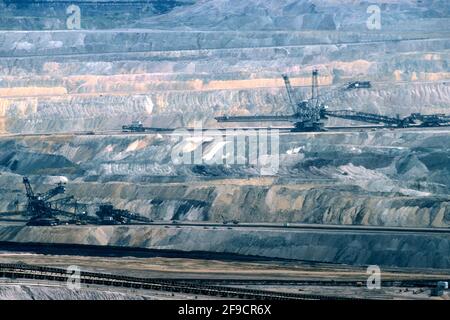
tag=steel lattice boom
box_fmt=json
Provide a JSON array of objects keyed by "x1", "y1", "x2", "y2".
[{"x1": 215, "y1": 71, "x2": 450, "y2": 131}]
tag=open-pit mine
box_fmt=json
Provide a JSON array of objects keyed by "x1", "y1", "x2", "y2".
[{"x1": 0, "y1": 0, "x2": 449, "y2": 301}]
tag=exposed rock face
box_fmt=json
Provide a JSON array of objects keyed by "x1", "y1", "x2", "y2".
[
  {"x1": 0, "y1": 0, "x2": 449, "y2": 133},
  {"x1": 0, "y1": 1, "x2": 449, "y2": 268},
  {"x1": 0, "y1": 225, "x2": 449, "y2": 269},
  {"x1": 0, "y1": 129, "x2": 448, "y2": 228},
  {"x1": 0, "y1": 0, "x2": 194, "y2": 30},
  {"x1": 134, "y1": 0, "x2": 450, "y2": 32},
  {"x1": 0, "y1": 284, "x2": 150, "y2": 300}
]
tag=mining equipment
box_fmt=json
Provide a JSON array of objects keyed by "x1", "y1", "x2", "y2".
[
  {"x1": 69, "y1": 208, "x2": 98, "y2": 225},
  {"x1": 95, "y1": 204, "x2": 153, "y2": 225},
  {"x1": 324, "y1": 110, "x2": 411, "y2": 127},
  {"x1": 216, "y1": 70, "x2": 327, "y2": 132},
  {"x1": 215, "y1": 70, "x2": 450, "y2": 131},
  {"x1": 431, "y1": 281, "x2": 448, "y2": 297},
  {"x1": 224, "y1": 220, "x2": 239, "y2": 225},
  {"x1": 22, "y1": 177, "x2": 72, "y2": 226},
  {"x1": 219, "y1": 214, "x2": 239, "y2": 225},
  {"x1": 346, "y1": 81, "x2": 371, "y2": 90},
  {"x1": 121, "y1": 120, "x2": 174, "y2": 133},
  {"x1": 122, "y1": 120, "x2": 145, "y2": 132},
  {"x1": 17, "y1": 177, "x2": 154, "y2": 226},
  {"x1": 407, "y1": 113, "x2": 450, "y2": 127},
  {"x1": 324, "y1": 110, "x2": 450, "y2": 128}
]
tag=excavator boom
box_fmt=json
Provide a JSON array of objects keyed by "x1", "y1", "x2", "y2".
[
  {"x1": 22, "y1": 177, "x2": 34, "y2": 199},
  {"x1": 282, "y1": 74, "x2": 298, "y2": 114}
]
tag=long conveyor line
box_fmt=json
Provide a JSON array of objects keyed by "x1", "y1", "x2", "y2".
[{"x1": 0, "y1": 263, "x2": 360, "y2": 300}]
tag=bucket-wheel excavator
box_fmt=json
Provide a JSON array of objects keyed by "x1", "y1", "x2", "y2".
[
  {"x1": 215, "y1": 70, "x2": 450, "y2": 131},
  {"x1": 20, "y1": 177, "x2": 153, "y2": 226},
  {"x1": 215, "y1": 70, "x2": 327, "y2": 132},
  {"x1": 22, "y1": 177, "x2": 73, "y2": 225}
]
